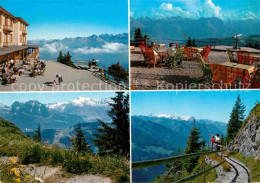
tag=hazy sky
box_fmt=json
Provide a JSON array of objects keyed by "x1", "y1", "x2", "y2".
[
  {"x1": 131, "y1": 90, "x2": 260, "y2": 123},
  {"x1": 131, "y1": 0, "x2": 260, "y2": 20},
  {"x1": 0, "y1": 92, "x2": 119, "y2": 105},
  {"x1": 1, "y1": 0, "x2": 128, "y2": 40}
]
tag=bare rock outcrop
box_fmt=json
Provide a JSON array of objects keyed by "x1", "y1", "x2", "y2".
[{"x1": 228, "y1": 106, "x2": 260, "y2": 158}]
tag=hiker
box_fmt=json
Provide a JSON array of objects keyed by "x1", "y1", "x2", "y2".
[
  {"x1": 211, "y1": 135, "x2": 215, "y2": 150},
  {"x1": 56, "y1": 75, "x2": 63, "y2": 85},
  {"x1": 215, "y1": 134, "x2": 221, "y2": 150}
]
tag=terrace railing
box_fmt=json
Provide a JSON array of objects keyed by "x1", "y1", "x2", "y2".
[
  {"x1": 130, "y1": 37, "x2": 260, "y2": 50},
  {"x1": 92, "y1": 62, "x2": 129, "y2": 90}
]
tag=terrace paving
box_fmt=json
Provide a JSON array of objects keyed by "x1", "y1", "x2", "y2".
[
  {"x1": 0, "y1": 62, "x2": 120, "y2": 91},
  {"x1": 131, "y1": 46, "x2": 260, "y2": 90}
]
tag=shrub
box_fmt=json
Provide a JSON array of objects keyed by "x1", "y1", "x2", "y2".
[
  {"x1": 20, "y1": 144, "x2": 43, "y2": 164},
  {"x1": 50, "y1": 148, "x2": 64, "y2": 165},
  {"x1": 63, "y1": 151, "x2": 92, "y2": 174}
]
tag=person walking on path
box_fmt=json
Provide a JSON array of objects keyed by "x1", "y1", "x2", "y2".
[{"x1": 56, "y1": 75, "x2": 63, "y2": 85}]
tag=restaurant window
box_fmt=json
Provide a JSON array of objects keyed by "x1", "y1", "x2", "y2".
[{"x1": 5, "y1": 17, "x2": 8, "y2": 25}]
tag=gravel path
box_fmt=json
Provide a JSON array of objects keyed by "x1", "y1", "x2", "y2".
[
  {"x1": 215, "y1": 157, "x2": 250, "y2": 183},
  {"x1": 0, "y1": 62, "x2": 118, "y2": 91},
  {"x1": 65, "y1": 175, "x2": 112, "y2": 183}
]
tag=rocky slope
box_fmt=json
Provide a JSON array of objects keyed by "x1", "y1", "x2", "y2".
[{"x1": 228, "y1": 103, "x2": 260, "y2": 158}]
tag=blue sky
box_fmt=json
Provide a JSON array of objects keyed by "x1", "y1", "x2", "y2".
[
  {"x1": 131, "y1": 90, "x2": 260, "y2": 123},
  {"x1": 131, "y1": 0, "x2": 260, "y2": 20},
  {"x1": 0, "y1": 92, "x2": 119, "y2": 105},
  {"x1": 1, "y1": 0, "x2": 128, "y2": 40}
]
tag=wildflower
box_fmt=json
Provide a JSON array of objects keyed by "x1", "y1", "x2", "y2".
[
  {"x1": 9, "y1": 157, "x2": 17, "y2": 164},
  {"x1": 14, "y1": 178, "x2": 21, "y2": 183},
  {"x1": 14, "y1": 171, "x2": 20, "y2": 177},
  {"x1": 25, "y1": 175, "x2": 30, "y2": 180},
  {"x1": 11, "y1": 168, "x2": 17, "y2": 172},
  {"x1": 19, "y1": 164, "x2": 26, "y2": 168}
]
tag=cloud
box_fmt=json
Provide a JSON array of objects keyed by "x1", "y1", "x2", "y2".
[
  {"x1": 157, "y1": 3, "x2": 192, "y2": 18},
  {"x1": 202, "y1": 0, "x2": 222, "y2": 18},
  {"x1": 159, "y1": 3, "x2": 173, "y2": 11},
  {"x1": 73, "y1": 42, "x2": 128, "y2": 54},
  {"x1": 40, "y1": 42, "x2": 69, "y2": 53},
  {"x1": 242, "y1": 11, "x2": 258, "y2": 20}
]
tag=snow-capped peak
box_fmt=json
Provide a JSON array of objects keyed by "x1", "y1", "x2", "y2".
[
  {"x1": 150, "y1": 114, "x2": 195, "y2": 121},
  {"x1": 47, "y1": 97, "x2": 111, "y2": 109}
]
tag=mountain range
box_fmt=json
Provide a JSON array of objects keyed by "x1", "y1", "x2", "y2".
[
  {"x1": 28, "y1": 33, "x2": 129, "y2": 69},
  {"x1": 130, "y1": 17, "x2": 260, "y2": 43},
  {"x1": 131, "y1": 115, "x2": 227, "y2": 182},
  {"x1": 0, "y1": 97, "x2": 112, "y2": 151}
]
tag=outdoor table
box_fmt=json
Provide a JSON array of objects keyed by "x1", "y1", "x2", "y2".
[
  {"x1": 220, "y1": 62, "x2": 255, "y2": 83},
  {"x1": 251, "y1": 54, "x2": 260, "y2": 61},
  {"x1": 130, "y1": 46, "x2": 135, "y2": 50},
  {"x1": 191, "y1": 47, "x2": 203, "y2": 53}
]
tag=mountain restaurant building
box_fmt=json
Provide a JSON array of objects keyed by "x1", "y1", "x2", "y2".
[{"x1": 0, "y1": 7, "x2": 39, "y2": 73}]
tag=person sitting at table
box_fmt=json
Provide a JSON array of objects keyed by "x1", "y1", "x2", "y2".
[
  {"x1": 151, "y1": 42, "x2": 159, "y2": 52},
  {"x1": 167, "y1": 43, "x2": 183, "y2": 68},
  {"x1": 167, "y1": 43, "x2": 176, "y2": 57},
  {"x1": 148, "y1": 45, "x2": 160, "y2": 63}
]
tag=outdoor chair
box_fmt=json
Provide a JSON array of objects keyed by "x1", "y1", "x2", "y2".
[
  {"x1": 241, "y1": 68, "x2": 260, "y2": 89},
  {"x1": 196, "y1": 53, "x2": 212, "y2": 82},
  {"x1": 183, "y1": 47, "x2": 197, "y2": 61},
  {"x1": 209, "y1": 64, "x2": 235, "y2": 89},
  {"x1": 237, "y1": 50, "x2": 254, "y2": 66},
  {"x1": 226, "y1": 49, "x2": 237, "y2": 63},
  {"x1": 145, "y1": 47, "x2": 160, "y2": 69},
  {"x1": 139, "y1": 44, "x2": 148, "y2": 62},
  {"x1": 251, "y1": 68, "x2": 260, "y2": 88},
  {"x1": 175, "y1": 42, "x2": 180, "y2": 50},
  {"x1": 169, "y1": 47, "x2": 184, "y2": 69},
  {"x1": 200, "y1": 46, "x2": 211, "y2": 63},
  {"x1": 141, "y1": 41, "x2": 147, "y2": 47}
]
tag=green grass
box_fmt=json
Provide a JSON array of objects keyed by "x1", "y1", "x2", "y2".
[
  {"x1": 0, "y1": 118, "x2": 130, "y2": 182},
  {"x1": 229, "y1": 151, "x2": 260, "y2": 182}
]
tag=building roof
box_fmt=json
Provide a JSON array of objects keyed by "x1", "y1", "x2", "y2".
[
  {"x1": 15, "y1": 17, "x2": 29, "y2": 26},
  {"x1": 0, "y1": 7, "x2": 29, "y2": 25},
  {"x1": 0, "y1": 7, "x2": 16, "y2": 19},
  {"x1": 0, "y1": 45, "x2": 39, "y2": 57}
]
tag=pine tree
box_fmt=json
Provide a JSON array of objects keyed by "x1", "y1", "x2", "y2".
[
  {"x1": 192, "y1": 39, "x2": 197, "y2": 47},
  {"x1": 187, "y1": 37, "x2": 192, "y2": 47},
  {"x1": 184, "y1": 119, "x2": 202, "y2": 172},
  {"x1": 33, "y1": 124, "x2": 42, "y2": 142},
  {"x1": 70, "y1": 123, "x2": 92, "y2": 153},
  {"x1": 57, "y1": 50, "x2": 63, "y2": 63},
  {"x1": 108, "y1": 62, "x2": 128, "y2": 83},
  {"x1": 93, "y1": 92, "x2": 129, "y2": 157},
  {"x1": 134, "y1": 28, "x2": 143, "y2": 42},
  {"x1": 226, "y1": 95, "x2": 246, "y2": 142}
]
